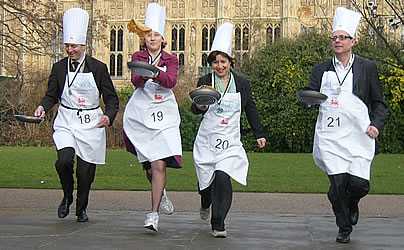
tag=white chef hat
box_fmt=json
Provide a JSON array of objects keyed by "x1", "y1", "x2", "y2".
[
  {"x1": 63, "y1": 8, "x2": 89, "y2": 45},
  {"x1": 332, "y1": 7, "x2": 362, "y2": 38},
  {"x1": 145, "y1": 2, "x2": 166, "y2": 38},
  {"x1": 210, "y1": 22, "x2": 233, "y2": 57}
]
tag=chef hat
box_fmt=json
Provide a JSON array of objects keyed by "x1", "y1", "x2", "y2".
[
  {"x1": 63, "y1": 8, "x2": 89, "y2": 45},
  {"x1": 210, "y1": 22, "x2": 233, "y2": 57},
  {"x1": 332, "y1": 7, "x2": 361, "y2": 38},
  {"x1": 145, "y1": 2, "x2": 166, "y2": 38}
]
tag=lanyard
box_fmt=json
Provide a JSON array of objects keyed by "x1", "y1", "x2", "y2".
[
  {"x1": 332, "y1": 55, "x2": 353, "y2": 93},
  {"x1": 67, "y1": 58, "x2": 84, "y2": 88},
  {"x1": 214, "y1": 72, "x2": 233, "y2": 105}
]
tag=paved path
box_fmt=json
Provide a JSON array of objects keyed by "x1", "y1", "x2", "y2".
[{"x1": 1, "y1": 189, "x2": 403, "y2": 249}]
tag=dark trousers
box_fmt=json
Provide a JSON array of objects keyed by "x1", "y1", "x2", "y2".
[
  {"x1": 199, "y1": 170, "x2": 233, "y2": 231},
  {"x1": 56, "y1": 147, "x2": 96, "y2": 215},
  {"x1": 327, "y1": 173, "x2": 370, "y2": 234}
]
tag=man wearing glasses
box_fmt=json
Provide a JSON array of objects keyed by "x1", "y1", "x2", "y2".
[{"x1": 306, "y1": 7, "x2": 388, "y2": 243}]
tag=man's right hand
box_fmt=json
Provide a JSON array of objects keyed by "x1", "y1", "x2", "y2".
[{"x1": 34, "y1": 106, "x2": 46, "y2": 118}]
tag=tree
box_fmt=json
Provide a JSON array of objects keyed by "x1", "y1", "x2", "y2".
[{"x1": 351, "y1": 0, "x2": 404, "y2": 70}]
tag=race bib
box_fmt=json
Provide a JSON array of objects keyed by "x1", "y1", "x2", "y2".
[{"x1": 144, "y1": 103, "x2": 179, "y2": 130}]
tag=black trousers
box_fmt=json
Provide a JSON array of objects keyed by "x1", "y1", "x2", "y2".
[
  {"x1": 56, "y1": 147, "x2": 96, "y2": 216},
  {"x1": 199, "y1": 170, "x2": 233, "y2": 231},
  {"x1": 327, "y1": 173, "x2": 370, "y2": 234}
]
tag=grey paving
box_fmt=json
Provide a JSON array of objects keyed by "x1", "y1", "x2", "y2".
[{"x1": 0, "y1": 189, "x2": 403, "y2": 249}]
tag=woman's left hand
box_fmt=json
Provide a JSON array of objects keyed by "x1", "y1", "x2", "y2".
[{"x1": 256, "y1": 138, "x2": 266, "y2": 149}]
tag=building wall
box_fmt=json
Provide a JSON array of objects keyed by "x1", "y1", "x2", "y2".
[{"x1": 1, "y1": 0, "x2": 402, "y2": 89}]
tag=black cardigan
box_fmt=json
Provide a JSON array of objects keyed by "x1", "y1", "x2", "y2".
[{"x1": 191, "y1": 71, "x2": 265, "y2": 139}]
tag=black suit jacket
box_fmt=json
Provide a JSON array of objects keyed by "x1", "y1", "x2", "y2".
[
  {"x1": 308, "y1": 56, "x2": 388, "y2": 132},
  {"x1": 191, "y1": 71, "x2": 265, "y2": 139},
  {"x1": 39, "y1": 55, "x2": 119, "y2": 124}
]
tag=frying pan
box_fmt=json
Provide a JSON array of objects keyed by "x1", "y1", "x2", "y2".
[
  {"x1": 189, "y1": 86, "x2": 221, "y2": 106},
  {"x1": 127, "y1": 61, "x2": 159, "y2": 77},
  {"x1": 296, "y1": 90, "x2": 328, "y2": 106},
  {"x1": 15, "y1": 115, "x2": 44, "y2": 124}
]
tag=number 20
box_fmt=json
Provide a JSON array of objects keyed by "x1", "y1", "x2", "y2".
[
  {"x1": 215, "y1": 138, "x2": 229, "y2": 150},
  {"x1": 327, "y1": 116, "x2": 341, "y2": 127}
]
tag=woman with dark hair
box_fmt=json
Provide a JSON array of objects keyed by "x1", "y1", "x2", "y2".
[
  {"x1": 191, "y1": 23, "x2": 266, "y2": 238},
  {"x1": 123, "y1": 3, "x2": 182, "y2": 232}
]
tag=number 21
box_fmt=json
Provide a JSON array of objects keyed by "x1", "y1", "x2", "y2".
[{"x1": 327, "y1": 116, "x2": 340, "y2": 127}]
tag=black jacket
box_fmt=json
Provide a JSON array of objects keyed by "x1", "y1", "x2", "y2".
[
  {"x1": 39, "y1": 55, "x2": 119, "y2": 124},
  {"x1": 308, "y1": 56, "x2": 388, "y2": 132},
  {"x1": 191, "y1": 71, "x2": 265, "y2": 139}
]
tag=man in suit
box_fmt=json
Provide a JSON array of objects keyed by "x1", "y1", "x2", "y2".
[
  {"x1": 34, "y1": 8, "x2": 119, "y2": 222},
  {"x1": 307, "y1": 7, "x2": 388, "y2": 243}
]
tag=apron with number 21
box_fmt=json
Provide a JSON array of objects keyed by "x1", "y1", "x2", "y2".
[{"x1": 313, "y1": 69, "x2": 375, "y2": 180}]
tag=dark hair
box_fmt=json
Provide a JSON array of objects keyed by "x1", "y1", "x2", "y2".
[{"x1": 207, "y1": 51, "x2": 234, "y2": 67}]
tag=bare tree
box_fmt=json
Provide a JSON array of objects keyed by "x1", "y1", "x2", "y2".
[{"x1": 351, "y1": 0, "x2": 404, "y2": 70}]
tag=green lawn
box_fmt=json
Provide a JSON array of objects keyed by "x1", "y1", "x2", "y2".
[{"x1": 0, "y1": 147, "x2": 403, "y2": 194}]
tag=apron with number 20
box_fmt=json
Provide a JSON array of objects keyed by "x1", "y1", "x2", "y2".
[
  {"x1": 53, "y1": 61, "x2": 105, "y2": 164},
  {"x1": 123, "y1": 65, "x2": 182, "y2": 163},
  {"x1": 193, "y1": 77, "x2": 249, "y2": 190},
  {"x1": 313, "y1": 68, "x2": 375, "y2": 180}
]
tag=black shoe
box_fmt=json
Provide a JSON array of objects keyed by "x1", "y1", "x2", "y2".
[
  {"x1": 336, "y1": 232, "x2": 351, "y2": 243},
  {"x1": 349, "y1": 204, "x2": 359, "y2": 226},
  {"x1": 57, "y1": 198, "x2": 71, "y2": 218},
  {"x1": 77, "y1": 210, "x2": 89, "y2": 222}
]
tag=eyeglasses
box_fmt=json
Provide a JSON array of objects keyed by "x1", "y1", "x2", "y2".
[{"x1": 330, "y1": 35, "x2": 353, "y2": 41}]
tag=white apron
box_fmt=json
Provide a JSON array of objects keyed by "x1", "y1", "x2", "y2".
[
  {"x1": 53, "y1": 60, "x2": 106, "y2": 164},
  {"x1": 123, "y1": 65, "x2": 182, "y2": 163},
  {"x1": 193, "y1": 79, "x2": 249, "y2": 190},
  {"x1": 313, "y1": 67, "x2": 375, "y2": 180}
]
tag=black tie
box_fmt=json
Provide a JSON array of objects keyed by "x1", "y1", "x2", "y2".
[{"x1": 72, "y1": 61, "x2": 79, "y2": 71}]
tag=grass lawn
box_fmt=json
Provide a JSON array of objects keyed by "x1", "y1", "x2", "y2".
[{"x1": 0, "y1": 147, "x2": 403, "y2": 194}]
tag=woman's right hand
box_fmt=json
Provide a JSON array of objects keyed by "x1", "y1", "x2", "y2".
[
  {"x1": 34, "y1": 106, "x2": 46, "y2": 118},
  {"x1": 196, "y1": 104, "x2": 208, "y2": 111}
]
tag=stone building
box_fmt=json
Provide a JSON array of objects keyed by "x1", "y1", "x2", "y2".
[{"x1": 0, "y1": 0, "x2": 402, "y2": 90}]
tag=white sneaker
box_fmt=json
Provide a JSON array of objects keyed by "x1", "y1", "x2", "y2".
[
  {"x1": 212, "y1": 230, "x2": 227, "y2": 238},
  {"x1": 160, "y1": 190, "x2": 174, "y2": 215},
  {"x1": 200, "y1": 206, "x2": 210, "y2": 220},
  {"x1": 144, "y1": 212, "x2": 159, "y2": 231}
]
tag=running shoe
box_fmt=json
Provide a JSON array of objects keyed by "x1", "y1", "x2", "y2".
[{"x1": 144, "y1": 212, "x2": 159, "y2": 231}]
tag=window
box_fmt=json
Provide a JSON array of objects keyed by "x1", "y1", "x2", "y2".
[
  {"x1": 110, "y1": 26, "x2": 124, "y2": 77},
  {"x1": 172, "y1": 24, "x2": 185, "y2": 71},
  {"x1": 266, "y1": 24, "x2": 281, "y2": 45},
  {"x1": 202, "y1": 24, "x2": 216, "y2": 51},
  {"x1": 172, "y1": 27, "x2": 178, "y2": 51},
  {"x1": 172, "y1": 24, "x2": 185, "y2": 52},
  {"x1": 202, "y1": 53, "x2": 208, "y2": 67},
  {"x1": 235, "y1": 24, "x2": 249, "y2": 51}
]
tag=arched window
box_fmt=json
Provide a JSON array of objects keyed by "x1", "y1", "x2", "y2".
[
  {"x1": 172, "y1": 26, "x2": 178, "y2": 51},
  {"x1": 242, "y1": 26, "x2": 249, "y2": 50},
  {"x1": 179, "y1": 53, "x2": 185, "y2": 66},
  {"x1": 202, "y1": 53, "x2": 208, "y2": 67},
  {"x1": 110, "y1": 26, "x2": 124, "y2": 77},
  {"x1": 266, "y1": 27, "x2": 273, "y2": 44},
  {"x1": 179, "y1": 28, "x2": 185, "y2": 51},
  {"x1": 209, "y1": 27, "x2": 215, "y2": 48},
  {"x1": 110, "y1": 54, "x2": 116, "y2": 76},
  {"x1": 110, "y1": 29, "x2": 116, "y2": 51},
  {"x1": 117, "y1": 29, "x2": 123, "y2": 51},
  {"x1": 235, "y1": 27, "x2": 241, "y2": 50},
  {"x1": 117, "y1": 54, "x2": 123, "y2": 76},
  {"x1": 202, "y1": 27, "x2": 208, "y2": 51}
]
